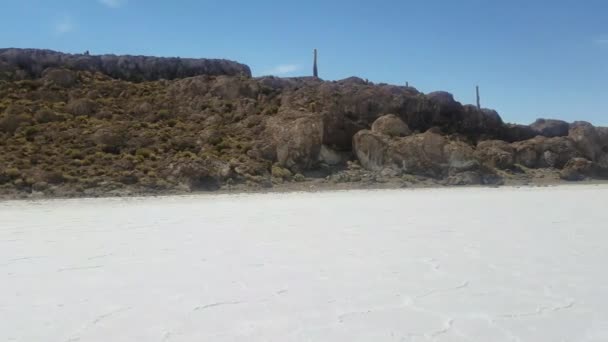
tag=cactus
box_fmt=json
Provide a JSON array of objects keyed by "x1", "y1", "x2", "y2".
[
  {"x1": 476, "y1": 85, "x2": 481, "y2": 110},
  {"x1": 313, "y1": 49, "x2": 318, "y2": 78}
]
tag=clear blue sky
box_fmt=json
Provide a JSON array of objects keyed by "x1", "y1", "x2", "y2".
[{"x1": 1, "y1": 0, "x2": 607, "y2": 125}]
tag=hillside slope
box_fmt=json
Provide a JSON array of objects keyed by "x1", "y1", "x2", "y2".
[{"x1": 1, "y1": 49, "x2": 607, "y2": 198}]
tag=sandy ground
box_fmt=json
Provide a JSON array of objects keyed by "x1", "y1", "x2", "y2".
[{"x1": 1, "y1": 185, "x2": 608, "y2": 341}]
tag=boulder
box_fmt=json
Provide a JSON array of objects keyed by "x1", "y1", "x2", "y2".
[
  {"x1": 560, "y1": 158, "x2": 595, "y2": 181},
  {"x1": 475, "y1": 140, "x2": 515, "y2": 169},
  {"x1": 501, "y1": 123, "x2": 538, "y2": 142},
  {"x1": 444, "y1": 171, "x2": 483, "y2": 186},
  {"x1": 271, "y1": 165, "x2": 293, "y2": 180},
  {"x1": 371, "y1": 114, "x2": 411, "y2": 137},
  {"x1": 568, "y1": 122, "x2": 608, "y2": 161},
  {"x1": 170, "y1": 158, "x2": 231, "y2": 191},
  {"x1": 425, "y1": 91, "x2": 464, "y2": 128},
  {"x1": 269, "y1": 113, "x2": 323, "y2": 171},
  {"x1": 530, "y1": 118, "x2": 570, "y2": 137},
  {"x1": 318, "y1": 145, "x2": 349, "y2": 166},
  {"x1": 460, "y1": 105, "x2": 504, "y2": 137},
  {"x1": 443, "y1": 140, "x2": 480, "y2": 173},
  {"x1": 321, "y1": 111, "x2": 365, "y2": 150},
  {"x1": 354, "y1": 130, "x2": 481, "y2": 178},
  {"x1": 427, "y1": 91, "x2": 461, "y2": 111},
  {"x1": 352, "y1": 130, "x2": 389, "y2": 171},
  {"x1": 512, "y1": 136, "x2": 581, "y2": 169},
  {"x1": 387, "y1": 131, "x2": 448, "y2": 177}
]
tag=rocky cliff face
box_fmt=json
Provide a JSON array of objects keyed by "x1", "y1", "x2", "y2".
[
  {"x1": 0, "y1": 48, "x2": 251, "y2": 82},
  {"x1": 0, "y1": 49, "x2": 606, "y2": 198}
]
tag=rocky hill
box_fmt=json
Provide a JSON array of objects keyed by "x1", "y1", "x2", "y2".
[
  {"x1": 0, "y1": 48, "x2": 251, "y2": 82},
  {"x1": 1, "y1": 49, "x2": 607, "y2": 198}
]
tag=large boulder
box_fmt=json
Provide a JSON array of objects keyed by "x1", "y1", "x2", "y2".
[
  {"x1": 475, "y1": 140, "x2": 515, "y2": 169},
  {"x1": 560, "y1": 158, "x2": 595, "y2": 181},
  {"x1": 371, "y1": 114, "x2": 411, "y2": 137},
  {"x1": 530, "y1": 118, "x2": 570, "y2": 137},
  {"x1": 512, "y1": 136, "x2": 581, "y2": 168},
  {"x1": 352, "y1": 130, "x2": 389, "y2": 171},
  {"x1": 568, "y1": 122, "x2": 608, "y2": 162},
  {"x1": 321, "y1": 111, "x2": 365, "y2": 150},
  {"x1": 269, "y1": 112, "x2": 323, "y2": 171},
  {"x1": 169, "y1": 158, "x2": 232, "y2": 191},
  {"x1": 460, "y1": 105, "x2": 504, "y2": 138},
  {"x1": 424, "y1": 91, "x2": 464, "y2": 129},
  {"x1": 318, "y1": 145, "x2": 350, "y2": 166},
  {"x1": 501, "y1": 123, "x2": 538, "y2": 142},
  {"x1": 353, "y1": 130, "x2": 480, "y2": 178}
]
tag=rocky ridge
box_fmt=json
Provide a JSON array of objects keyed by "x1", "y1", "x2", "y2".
[{"x1": 1, "y1": 48, "x2": 607, "y2": 199}]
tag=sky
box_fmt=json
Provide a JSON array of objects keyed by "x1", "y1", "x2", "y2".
[{"x1": 1, "y1": 0, "x2": 607, "y2": 125}]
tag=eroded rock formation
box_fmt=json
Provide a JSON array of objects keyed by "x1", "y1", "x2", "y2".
[{"x1": 1, "y1": 49, "x2": 607, "y2": 198}]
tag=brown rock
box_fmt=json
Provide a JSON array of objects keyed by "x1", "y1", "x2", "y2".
[
  {"x1": 269, "y1": 113, "x2": 323, "y2": 171},
  {"x1": 512, "y1": 136, "x2": 580, "y2": 168},
  {"x1": 560, "y1": 158, "x2": 595, "y2": 181},
  {"x1": 170, "y1": 158, "x2": 231, "y2": 191},
  {"x1": 461, "y1": 105, "x2": 504, "y2": 137},
  {"x1": 475, "y1": 140, "x2": 515, "y2": 169},
  {"x1": 371, "y1": 114, "x2": 411, "y2": 137},
  {"x1": 568, "y1": 122, "x2": 608, "y2": 162},
  {"x1": 530, "y1": 118, "x2": 570, "y2": 137},
  {"x1": 445, "y1": 171, "x2": 483, "y2": 186},
  {"x1": 501, "y1": 123, "x2": 538, "y2": 142},
  {"x1": 354, "y1": 130, "x2": 480, "y2": 178},
  {"x1": 352, "y1": 130, "x2": 389, "y2": 171}
]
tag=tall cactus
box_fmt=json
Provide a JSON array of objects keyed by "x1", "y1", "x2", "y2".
[
  {"x1": 313, "y1": 49, "x2": 318, "y2": 78},
  {"x1": 476, "y1": 85, "x2": 481, "y2": 110}
]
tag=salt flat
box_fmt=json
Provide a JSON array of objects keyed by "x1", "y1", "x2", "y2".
[{"x1": 1, "y1": 185, "x2": 608, "y2": 342}]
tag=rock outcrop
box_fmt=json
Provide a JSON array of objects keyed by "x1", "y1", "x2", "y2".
[
  {"x1": 560, "y1": 158, "x2": 595, "y2": 181},
  {"x1": 0, "y1": 48, "x2": 252, "y2": 82},
  {"x1": 1, "y1": 48, "x2": 607, "y2": 198},
  {"x1": 475, "y1": 140, "x2": 515, "y2": 169},
  {"x1": 268, "y1": 112, "x2": 323, "y2": 172},
  {"x1": 530, "y1": 118, "x2": 570, "y2": 137},
  {"x1": 511, "y1": 136, "x2": 581, "y2": 169}
]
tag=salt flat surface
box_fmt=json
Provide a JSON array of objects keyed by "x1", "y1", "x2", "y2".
[{"x1": 1, "y1": 185, "x2": 608, "y2": 342}]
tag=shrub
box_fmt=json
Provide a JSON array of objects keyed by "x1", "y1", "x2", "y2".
[
  {"x1": 34, "y1": 107, "x2": 62, "y2": 124},
  {"x1": 91, "y1": 127, "x2": 129, "y2": 154},
  {"x1": 66, "y1": 98, "x2": 98, "y2": 117},
  {"x1": 42, "y1": 68, "x2": 78, "y2": 88},
  {"x1": 135, "y1": 148, "x2": 153, "y2": 159},
  {"x1": 43, "y1": 171, "x2": 66, "y2": 185}
]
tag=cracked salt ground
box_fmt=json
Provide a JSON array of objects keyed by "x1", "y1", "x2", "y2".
[{"x1": 2, "y1": 185, "x2": 608, "y2": 341}]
